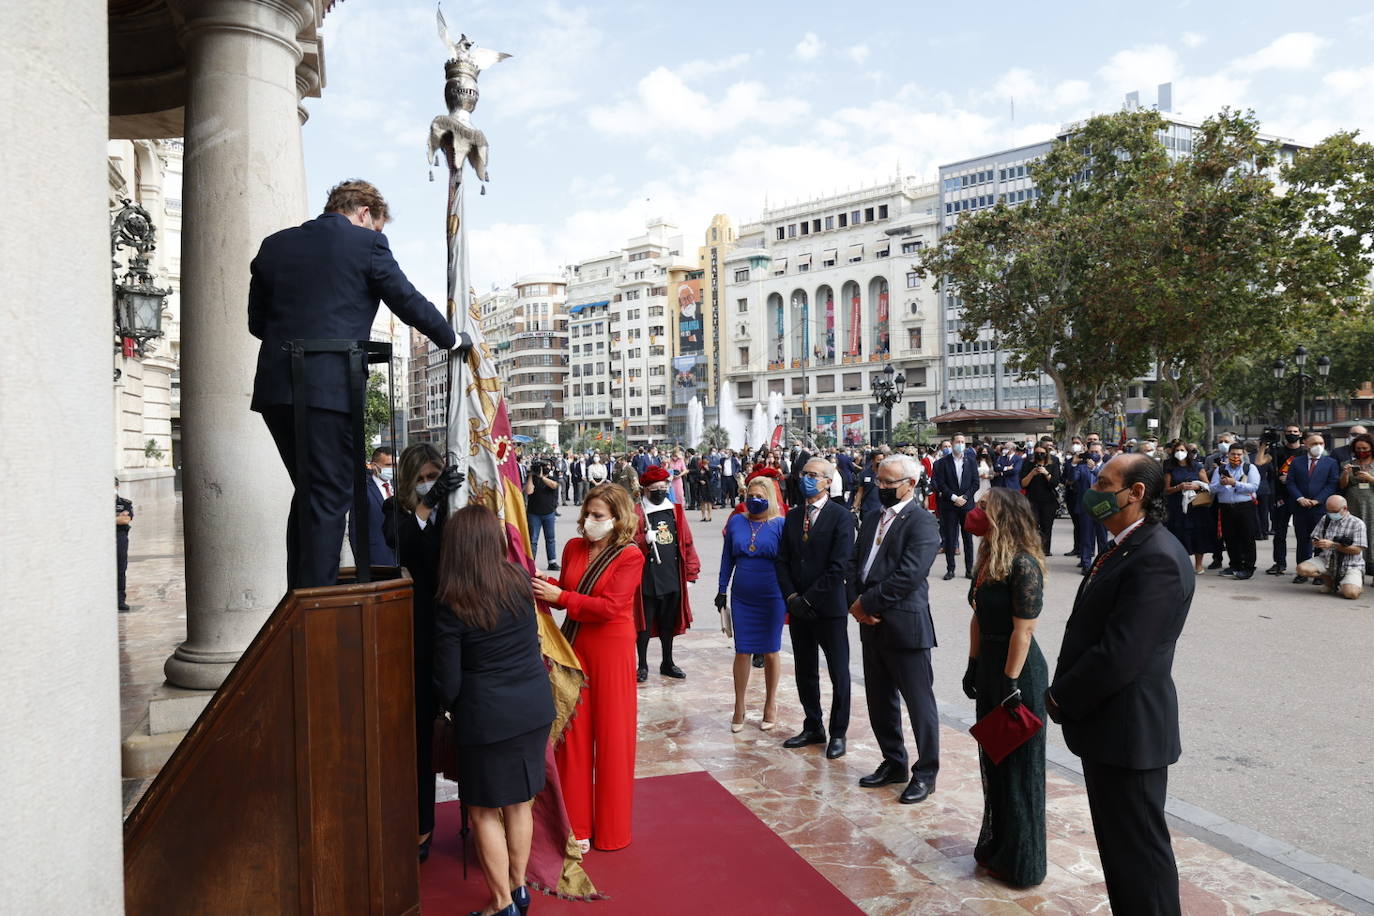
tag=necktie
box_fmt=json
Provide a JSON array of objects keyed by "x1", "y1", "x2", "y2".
[
  {"x1": 383, "y1": 480, "x2": 392, "y2": 498},
  {"x1": 803, "y1": 504, "x2": 816, "y2": 540},
  {"x1": 1310, "y1": 458, "x2": 1318, "y2": 475},
  {"x1": 876, "y1": 508, "x2": 896, "y2": 545}
]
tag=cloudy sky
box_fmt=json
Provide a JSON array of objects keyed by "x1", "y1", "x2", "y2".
[{"x1": 302, "y1": 0, "x2": 1374, "y2": 305}]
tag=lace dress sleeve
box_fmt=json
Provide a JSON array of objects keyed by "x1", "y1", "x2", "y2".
[{"x1": 1010, "y1": 553, "x2": 1044, "y2": 620}]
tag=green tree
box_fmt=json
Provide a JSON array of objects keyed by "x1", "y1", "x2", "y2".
[
  {"x1": 363, "y1": 371, "x2": 391, "y2": 456},
  {"x1": 1144, "y1": 112, "x2": 1374, "y2": 439},
  {"x1": 917, "y1": 109, "x2": 1169, "y2": 439},
  {"x1": 697, "y1": 424, "x2": 730, "y2": 451}
]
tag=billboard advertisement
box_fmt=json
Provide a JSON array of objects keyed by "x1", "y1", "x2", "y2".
[
  {"x1": 842, "y1": 412, "x2": 865, "y2": 446},
  {"x1": 674, "y1": 277, "x2": 707, "y2": 403}
]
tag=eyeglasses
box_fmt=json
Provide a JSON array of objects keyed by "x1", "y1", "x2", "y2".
[
  {"x1": 801, "y1": 471, "x2": 828, "y2": 479},
  {"x1": 877, "y1": 476, "x2": 912, "y2": 487}
]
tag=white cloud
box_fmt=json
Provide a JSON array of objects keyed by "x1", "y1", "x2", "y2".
[
  {"x1": 846, "y1": 44, "x2": 871, "y2": 65},
  {"x1": 793, "y1": 32, "x2": 823, "y2": 61},
  {"x1": 1231, "y1": 32, "x2": 1328, "y2": 73},
  {"x1": 478, "y1": 2, "x2": 605, "y2": 116},
  {"x1": 1098, "y1": 45, "x2": 1180, "y2": 93},
  {"x1": 676, "y1": 53, "x2": 752, "y2": 81},
  {"x1": 1325, "y1": 64, "x2": 1374, "y2": 96},
  {"x1": 1181, "y1": 31, "x2": 1206, "y2": 49},
  {"x1": 586, "y1": 68, "x2": 809, "y2": 138}
]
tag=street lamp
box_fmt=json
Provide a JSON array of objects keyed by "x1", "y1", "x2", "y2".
[
  {"x1": 1273, "y1": 346, "x2": 1332, "y2": 429},
  {"x1": 870, "y1": 363, "x2": 906, "y2": 445},
  {"x1": 111, "y1": 198, "x2": 170, "y2": 356}
]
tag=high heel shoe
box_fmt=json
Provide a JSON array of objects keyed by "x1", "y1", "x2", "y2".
[
  {"x1": 467, "y1": 904, "x2": 518, "y2": 916},
  {"x1": 760, "y1": 708, "x2": 777, "y2": 731},
  {"x1": 730, "y1": 716, "x2": 745, "y2": 733},
  {"x1": 512, "y1": 885, "x2": 531, "y2": 916}
]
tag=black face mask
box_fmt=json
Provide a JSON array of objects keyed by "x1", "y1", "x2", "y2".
[
  {"x1": 647, "y1": 490, "x2": 667, "y2": 505},
  {"x1": 878, "y1": 485, "x2": 904, "y2": 508},
  {"x1": 1286, "y1": 433, "x2": 1302, "y2": 444}
]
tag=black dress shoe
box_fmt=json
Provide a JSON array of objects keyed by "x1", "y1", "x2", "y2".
[
  {"x1": 548, "y1": 561, "x2": 560, "y2": 571},
  {"x1": 825, "y1": 737, "x2": 846, "y2": 759},
  {"x1": 513, "y1": 885, "x2": 531, "y2": 916},
  {"x1": 1293, "y1": 575, "x2": 1309, "y2": 584},
  {"x1": 1234, "y1": 570, "x2": 1254, "y2": 580},
  {"x1": 636, "y1": 666, "x2": 648, "y2": 683},
  {"x1": 117, "y1": 603, "x2": 131, "y2": 612},
  {"x1": 782, "y1": 730, "x2": 826, "y2": 749},
  {"x1": 1062, "y1": 549, "x2": 1079, "y2": 556},
  {"x1": 942, "y1": 570, "x2": 956, "y2": 581},
  {"x1": 859, "y1": 761, "x2": 907, "y2": 788},
  {"x1": 660, "y1": 664, "x2": 686, "y2": 679},
  {"x1": 1265, "y1": 564, "x2": 1285, "y2": 575},
  {"x1": 751, "y1": 653, "x2": 764, "y2": 669},
  {"x1": 1219, "y1": 568, "x2": 1237, "y2": 578},
  {"x1": 964, "y1": 569, "x2": 974, "y2": 579},
  {"x1": 1208, "y1": 557, "x2": 1224, "y2": 570},
  {"x1": 899, "y1": 777, "x2": 932, "y2": 804}
]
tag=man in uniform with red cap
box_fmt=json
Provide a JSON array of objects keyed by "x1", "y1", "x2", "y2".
[{"x1": 633, "y1": 466, "x2": 700, "y2": 681}]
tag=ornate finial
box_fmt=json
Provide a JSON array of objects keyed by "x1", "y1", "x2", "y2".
[{"x1": 428, "y1": 4, "x2": 512, "y2": 184}]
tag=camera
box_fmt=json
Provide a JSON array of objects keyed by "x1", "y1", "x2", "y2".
[{"x1": 1260, "y1": 427, "x2": 1282, "y2": 447}]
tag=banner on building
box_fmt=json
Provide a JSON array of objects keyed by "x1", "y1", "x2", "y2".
[
  {"x1": 876, "y1": 283, "x2": 890, "y2": 356},
  {"x1": 817, "y1": 410, "x2": 837, "y2": 441},
  {"x1": 842, "y1": 412, "x2": 864, "y2": 446}
]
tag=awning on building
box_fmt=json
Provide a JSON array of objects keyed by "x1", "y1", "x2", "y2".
[
  {"x1": 874, "y1": 238, "x2": 891, "y2": 256},
  {"x1": 846, "y1": 243, "x2": 864, "y2": 261},
  {"x1": 568, "y1": 299, "x2": 610, "y2": 315},
  {"x1": 795, "y1": 251, "x2": 812, "y2": 270},
  {"x1": 822, "y1": 247, "x2": 838, "y2": 262},
  {"x1": 772, "y1": 257, "x2": 788, "y2": 274}
]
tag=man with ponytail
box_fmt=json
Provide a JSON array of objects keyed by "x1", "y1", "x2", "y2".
[{"x1": 1047, "y1": 453, "x2": 1193, "y2": 916}]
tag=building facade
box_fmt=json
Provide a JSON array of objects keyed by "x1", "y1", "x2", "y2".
[
  {"x1": 479, "y1": 275, "x2": 568, "y2": 443},
  {"x1": 565, "y1": 218, "x2": 685, "y2": 446},
  {"x1": 721, "y1": 177, "x2": 943, "y2": 448}
]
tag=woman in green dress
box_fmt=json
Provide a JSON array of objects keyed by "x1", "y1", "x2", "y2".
[{"x1": 961, "y1": 486, "x2": 1047, "y2": 887}]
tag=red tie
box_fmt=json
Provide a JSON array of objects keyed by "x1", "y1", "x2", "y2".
[
  {"x1": 1310, "y1": 458, "x2": 1318, "y2": 476},
  {"x1": 383, "y1": 480, "x2": 392, "y2": 498}
]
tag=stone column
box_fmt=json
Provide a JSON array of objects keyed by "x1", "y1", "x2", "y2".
[
  {"x1": 1, "y1": 0, "x2": 125, "y2": 910},
  {"x1": 167, "y1": 0, "x2": 314, "y2": 689}
]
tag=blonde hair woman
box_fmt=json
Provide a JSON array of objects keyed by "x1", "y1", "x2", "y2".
[
  {"x1": 715, "y1": 479, "x2": 787, "y2": 732},
  {"x1": 960, "y1": 487, "x2": 1048, "y2": 887}
]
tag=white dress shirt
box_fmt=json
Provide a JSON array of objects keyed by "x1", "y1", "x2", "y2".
[{"x1": 861, "y1": 496, "x2": 912, "y2": 582}]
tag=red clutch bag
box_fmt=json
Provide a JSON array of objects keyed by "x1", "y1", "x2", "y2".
[{"x1": 970, "y1": 703, "x2": 1044, "y2": 765}]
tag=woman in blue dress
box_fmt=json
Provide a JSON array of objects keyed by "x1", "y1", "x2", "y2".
[{"x1": 716, "y1": 478, "x2": 787, "y2": 733}]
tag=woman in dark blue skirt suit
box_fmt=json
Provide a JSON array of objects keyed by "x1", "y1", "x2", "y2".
[{"x1": 716, "y1": 478, "x2": 788, "y2": 733}]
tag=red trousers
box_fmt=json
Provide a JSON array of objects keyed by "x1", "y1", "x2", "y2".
[{"x1": 555, "y1": 624, "x2": 637, "y2": 850}]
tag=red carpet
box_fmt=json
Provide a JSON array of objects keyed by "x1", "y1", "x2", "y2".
[{"x1": 420, "y1": 770, "x2": 863, "y2": 915}]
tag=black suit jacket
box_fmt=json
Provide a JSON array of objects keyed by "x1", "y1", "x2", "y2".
[
  {"x1": 775, "y1": 498, "x2": 855, "y2": 618},
  {"x1": 847, "y1": 501, "x2": 940, "y2": 649},
  {"x1": 932, "y1": 452, "x2": 981, "y2": 508},
  {"x1": 432, "y1": 594, "x2": 556, "y2": 746},
  {"x1": 1050, "y1": 522, "x2": 1192, "y2": 770},
  {"x1": 248, "y1": 212, "x2": 456, "y2": 412}
]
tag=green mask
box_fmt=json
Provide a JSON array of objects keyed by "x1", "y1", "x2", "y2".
[{"x1": 1082, "y1": 486, "x2": 1129, "y2": 522}]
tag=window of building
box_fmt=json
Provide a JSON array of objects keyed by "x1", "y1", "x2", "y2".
[
  {"x1": 649, "y1": 386, "x2": 665, "y2": 397},
  {"x1": 907, "y1": 328, "x2": 922, "y2": 351},
  {"x1": 651, "y1": 405, "x2": 665, "y2": 415},
  {"x1": 791, "y1": 376, "x2": 807, "y2": 395},
  {"x1": 776, "y1": 227, "x2": 785, "y2": 241},
  {"x1": 649, "y1": 345, "x2": 664, "y2": 356},
  {"x1": 788, "y1": 224, "x2": 797, "y2": 238},
  {"x1": 838, "y1": 213, "x2": 848, "y2": 228},
  {"x1": 649, "y1": 365, "x2": 665, "y2": 376},
  {"x1": 738, "y1": 380, "x2": 753, "y2": 399},
  {"x1": 649, "y1": 286, "x2": 666, "y2": 297},
  {"x1": 901, "y1": 240, "x2": 922, "y2": 254},
  {"x1": 906, "y1": 271, "x2": 920, "y2": 289},
  {"x1": 824, "y1": 215, "x2": 834, "y2": 230},
  {"x1": 596, "y1": 382, "x2": 605, "y2": 394},
  {"x1": 816, "y1": 374, "x2": 835, "y2": 393},
  {"x1": 648, "y1": 306, "x2": 664, "y2": 317},
  {"x1": 738, "y1": 346, "x2": 749, "y2": 365},
  {"x1": 842, "y1": 372, "x2": 862, "y2": 391},
  {"x1": 852, "y1": 210, "x2": 862, "y2": 224},
  {"x1": 800, "y1": 222, "x2": 810, "y2": 236},
  {"x1": 737, "y1": 297, "x2": 748, "y2": 313},
  {"x1": 877, "y1": 204, "x2": 888, "y2": 219},
  {"x1": 768, "y1": 378, "x2": 784, "y2": 394},
  {"x1": 812, "y1": 219, "x2": 821, "y2": 233},
  {"x1": 734, "y1": 268, "x2": 749, "y2": 282}
]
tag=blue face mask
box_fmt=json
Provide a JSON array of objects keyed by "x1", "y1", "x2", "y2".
[
  {"x1": 745, "y1": 496, "x2": 770, "y2": 515},
  {"x1": 942, "y1": 447, "x2": 952, "y2": 456},
  {"x1": 801, "y1": 475, "x2": 823, "y2": 497},
  {"x1": 1327, "y1": 510, "x2": 1344, "y2": 522}
]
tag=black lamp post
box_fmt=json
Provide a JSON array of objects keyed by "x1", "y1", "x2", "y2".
[
  {"x1": 870, "y1": 363, "x2": 906, "y2": 445},
  {"x1": 111, "y1": 198, "x2": 170, "y2": 357},
  {"x1": 1272, "y1": 346, "x2": 1332, "y2": 429}
]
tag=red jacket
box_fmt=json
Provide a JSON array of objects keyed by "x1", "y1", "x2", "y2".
[{"x1": 633, "y1": 501, "x2": 699, "y2": 635}]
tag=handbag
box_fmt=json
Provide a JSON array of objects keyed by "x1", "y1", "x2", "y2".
[
  {"x1": 970, "y1": 701, "x2": 1044, "y2": 765},
  {"x1": 720, "y1": 602, "x2": 734, "y2": 639}
]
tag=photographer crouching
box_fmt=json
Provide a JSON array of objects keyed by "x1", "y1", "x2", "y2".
[{"x1": 1294, "y1": 495, "x2": 1366, "y2": 600}]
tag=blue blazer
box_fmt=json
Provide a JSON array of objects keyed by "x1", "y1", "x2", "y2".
[
  {"x1": 348, "y1": 480, "x2": 396, "y2": 567},
  {"x1": 932, "y1": 452, "x2": 981, "y2": 507},
  {"x1": 248, "y1": 212, "x2": 456, "y2": 412},
  {"x1": 1286, "y1": 454, "x2": 1341, "y2": 507}
]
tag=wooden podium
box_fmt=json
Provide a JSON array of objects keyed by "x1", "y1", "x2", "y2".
[{"x1": 124, "y1": 572, "x2": 421, "y2": 915}]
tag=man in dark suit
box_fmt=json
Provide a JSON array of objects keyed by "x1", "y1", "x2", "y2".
[
  {"x1": 932, "y1": 433, "x2": 980, "y2": 580},
  {"x1": 1047, "y1": 453, "x2": 1192, "y2": 916},
  {"x1": 1287, "y1": 432, "x2": 1342, "y2": 583},
  {"x1": 776, "y1": 457, "x2": 855, "y2": 760},
  {"x1": 348, "y1": 446, "x2": 397, "y2": 568},
  {"x1": 249, "y1": 179, "x2": 459, "y2": 589},
  {"x1": 847, "y1": 455, "x2": 941, "y2": 804}
]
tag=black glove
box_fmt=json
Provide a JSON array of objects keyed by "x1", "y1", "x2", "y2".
[
  {"x1": 422, "y1": 465, "x2": 466, "y2": 508},
  {"x1": 787, "y1": 593, "x2": 816, "y2": 620},
  {"x1": 961, "y1": 657, "x2": 977, "y2": 700},
  {"x1": 1001, "y1": 676, "x2": 1022, "y2": 713},
  {"x1": 452, "y1": 331, "x2": 474, "y2": 356},
  {"x1": 714, "y1": 592, "x2": 727, "y2": 611}
]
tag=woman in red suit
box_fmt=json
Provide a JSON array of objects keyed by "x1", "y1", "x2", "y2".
[{"x1": 532, "y1": 483, "x2": 645, "y2": 852}]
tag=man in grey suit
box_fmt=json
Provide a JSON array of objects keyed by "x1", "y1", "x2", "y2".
[{"x1": 847, "y1": 454, "x2": 942, "y2": 804}]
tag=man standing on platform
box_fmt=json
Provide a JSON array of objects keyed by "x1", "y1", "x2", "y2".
[
  {"x1": 1047, "y1": 454, "x2": 1192, "y2": 916},
  {"x1": 776, "y1": 457, "x2": 855, "y2": 760},
  {"x1": 848, "y1": 455, "x2": 941, "y2": 805},
  {"x1": 933, "y1": 434, "x2": 980, "y2": 580},
  {"x1": 249, "y1": 179, "x2": 459, "y2": 589}
]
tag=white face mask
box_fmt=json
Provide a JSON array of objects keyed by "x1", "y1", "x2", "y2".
[
  {"x1": 583, "y1": 517, "x2": 615, "y2": 541},
  {"x1": 1174, "y1": 450, "x2": 1188, "y2": 462},
  {"x1": 378, "y1": 466, "x2": 394, "y2": 481},
  {"x1": 1071, "y1": 443, "x2": 1083, "y2": 454},
  {"x1": 414, "y1": 480, "x2": 434, "y2": 497},
  {"x1": 1309, "y1": 444, "x2": 1324, "y2": 458}
]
